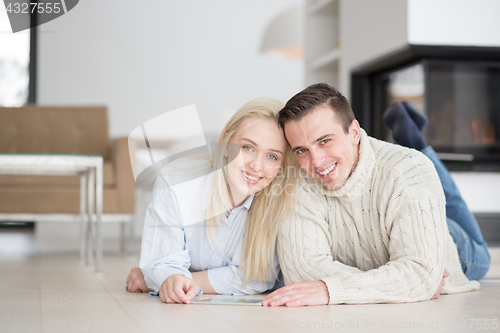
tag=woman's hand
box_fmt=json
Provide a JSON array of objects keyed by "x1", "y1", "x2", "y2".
[
  {"x1": 125, "y1": 267, "x2": 151, "y2": 293},
  {"x1": 431, "y1": 269, "x2": 449, "y2": 299},
  {"x1": 159, "y1": 274, "x2": 201, "y2": 304}
]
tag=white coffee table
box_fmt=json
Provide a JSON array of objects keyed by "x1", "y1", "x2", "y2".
[{"x1": 0, "y1": 154, "x2": 104, "y2": 272}]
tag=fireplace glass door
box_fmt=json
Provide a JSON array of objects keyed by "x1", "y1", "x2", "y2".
[{"x1": 380, "y1": 60, "x2": 500, "y2": 169}]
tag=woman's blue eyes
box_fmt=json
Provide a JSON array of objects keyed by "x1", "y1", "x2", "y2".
[{"x1": 242, "y1": 145, "x2": 278, "y2": 161}]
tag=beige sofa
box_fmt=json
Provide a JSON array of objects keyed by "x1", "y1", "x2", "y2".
[{"x1": 0, "y1": 106, "x2": 135, "y2": 218}]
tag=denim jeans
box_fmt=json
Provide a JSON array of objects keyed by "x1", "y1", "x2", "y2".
[{"x1": 421, "y1": 146, "x2": 490, "y2": 280}]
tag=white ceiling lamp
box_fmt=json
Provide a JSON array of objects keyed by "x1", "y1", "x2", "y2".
[{"x1": 261, "y1": 6, "x2": 304, "y2": 59}]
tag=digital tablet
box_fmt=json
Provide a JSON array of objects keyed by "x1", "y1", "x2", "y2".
[{"x1": 191, "y1": 297, "x2": 262, "y2": 306}]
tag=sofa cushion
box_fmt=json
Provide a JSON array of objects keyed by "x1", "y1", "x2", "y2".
[
  {"x1": 0, "y1": 106, "x2": 109, "y2": 159},
  {"x1": 0, "y1": 188, "x2": 119, "y2": 214},
  {"x1": 0, "y1": 162, "x2": 115, "y2": 187}
]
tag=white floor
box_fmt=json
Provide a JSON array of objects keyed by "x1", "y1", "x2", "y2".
[{"x1": 1, "y1": 229, "x2": 500, "y2": 333}]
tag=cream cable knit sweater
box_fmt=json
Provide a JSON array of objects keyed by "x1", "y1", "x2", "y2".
[{"x1": 277, "y1": 130, "x2": 480, "y2": 304}]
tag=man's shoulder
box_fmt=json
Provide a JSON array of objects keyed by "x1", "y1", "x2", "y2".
[
  {"x1": 288, "y1": 175, "x2": 328, "y2": 212},
  {"x1": 279, "y1": 179, "x2": 329, "y2": 234},
  {"x1": 367, "y1": 137, "x2": 442, "y2": 198},
  {"x1": 296, "y1": 173, "x2": 325, "y2": 197},
  {"x1": 368, "y1": 137, "x2": 434, "y2": 173}
]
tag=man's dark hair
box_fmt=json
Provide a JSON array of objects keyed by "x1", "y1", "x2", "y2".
[{"x1": 278, "y1": 83, "x2": 356, "y2": 133}]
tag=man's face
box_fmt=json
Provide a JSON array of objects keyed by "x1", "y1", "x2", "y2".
[{"x1": 284, "y1": 106, "x2": 361, "y2": 191}]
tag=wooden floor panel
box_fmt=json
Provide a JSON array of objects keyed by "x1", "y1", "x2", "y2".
[{"x1": 1, "y1": 230, "x2": 499, "y2": 333}]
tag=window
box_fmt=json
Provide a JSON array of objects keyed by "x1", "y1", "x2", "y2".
[{"x1": 0, "y1": 6, "x2": 35, "y2": 106}]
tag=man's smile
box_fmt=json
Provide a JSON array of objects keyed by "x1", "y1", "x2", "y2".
[{"x1": 317, "y1": 162, "x2": 338, "y2": 177}]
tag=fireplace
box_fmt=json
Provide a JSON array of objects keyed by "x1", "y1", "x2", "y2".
[{"x1": 351, "y1": 45, "x2": 500, "y2": 171}]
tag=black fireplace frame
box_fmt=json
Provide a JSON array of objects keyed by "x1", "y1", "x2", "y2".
[{"x1": 351, "y1": 44, "x2": 500, "y2": 171}]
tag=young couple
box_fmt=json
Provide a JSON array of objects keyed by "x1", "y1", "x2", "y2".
[{"x1": 126, "y1": 84, "x2": 490, "y2": 306}]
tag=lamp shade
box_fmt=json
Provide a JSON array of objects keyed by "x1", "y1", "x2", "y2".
[{"x1": 261, "y1": 7, "x2": 304, "y2": 59}]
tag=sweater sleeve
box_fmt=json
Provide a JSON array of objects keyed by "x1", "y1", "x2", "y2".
[{"x1": 277, "y1": 177, "x2": 448, "y2": 304}]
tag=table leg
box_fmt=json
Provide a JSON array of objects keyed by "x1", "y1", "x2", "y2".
[
  {"x1": 79, "y1": 172, "x2": 88, "y2": 262},
  {"x1": 86, "y1": 167, "x2": 95, "y2": 267},
  {"x1": 95, "y1": 161, "x2": 103, "y2": 273},
  {"x1": 120, "y1": 222, "x2": 125, "y2": 253},
  {"x1": 128, "y1": 215, "x2": 134, "y2": 255}
]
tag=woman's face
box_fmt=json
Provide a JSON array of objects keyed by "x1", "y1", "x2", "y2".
[{"x1": 225, "y1": 117, "x2": 287, "y2": 200}]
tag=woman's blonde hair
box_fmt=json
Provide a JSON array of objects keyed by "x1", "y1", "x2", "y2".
[{"x1": 207, "y1": 97, "x2": 297, "y2": 286}]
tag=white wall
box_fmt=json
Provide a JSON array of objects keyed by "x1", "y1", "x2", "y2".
[
  {"x1": 38, "y1": 0, "x2": 304, "y2": 139},
  {"x1": 408, "y1": 0, "x2": 500, "y2": 46},
  {"x1": 452, "y1": 172, "x2": 500, "y2": 213},
  {"x1": 339, "y1": 0, "x2": 408, "y2": 98},
  {"x1": 340, "y1": 0, "x2": 500, "y2": 99}
]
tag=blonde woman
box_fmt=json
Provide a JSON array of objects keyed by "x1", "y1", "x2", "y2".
[{"x1": 125, "y1": 97, "x2": 297, "y2": 303}]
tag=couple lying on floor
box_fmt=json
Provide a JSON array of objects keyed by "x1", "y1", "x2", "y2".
[{"x1": 125, "y1": 83, "x2": 490, "y2": 306}]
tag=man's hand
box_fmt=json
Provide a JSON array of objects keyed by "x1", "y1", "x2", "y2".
[
  {"x1": 159, "y1": 274, "x2": 200, "y2": 304},
  {"x1": 262, "y1": 280, "x2": 329, "y2": 307},
  {"x1": 125, "y1": 267, "x2": 151, "y2": 293},
  {"x1": 431, "y1": 269, "x2": 449, "y2": 299}
]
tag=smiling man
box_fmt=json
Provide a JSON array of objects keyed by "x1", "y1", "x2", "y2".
[{"x1": 262, "y1": 83, "x2": 481, "y2": 307}]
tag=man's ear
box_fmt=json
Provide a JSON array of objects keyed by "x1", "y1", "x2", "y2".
[{"x1": 349, "y1": 120, "x2": 361, "y2": 144}]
